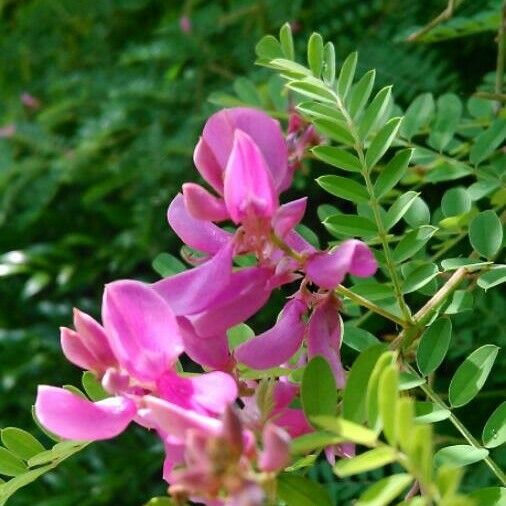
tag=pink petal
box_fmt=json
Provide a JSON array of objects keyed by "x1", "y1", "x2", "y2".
[
  {"x1": 235, "y1": 298, "x2": 306, "y2": 369},
  {"x1": 200, "y1": 107, "x2": 290, "y2": 192},
  {"x1": 72, "y1": 308, "x2": 116, "y2": 368},
  {"x1": 35, "y1": 386, "x2": 135, "y2": 440},
  {"x1": 224, "y1": 130, "x2": 278, "y2": 224},
  {"x1": 189, "y1": 371, "x2": 238, "y2": 414},
  {"x1": 153, "y1": 241, "x2": 234, "y2": 316},
  {"x1": 60, "y1": 327, "x2": 103, "y2": 372},
  {"x1": 182, "y1": 182, "x2": 229, "y2": 222},
  {"x1": 189, "y1": 267, "x2": 273, "y2": 337},
  {"x1": 193, "y1": 136, "x2": 225, "y2": 195},
  {"x1": 307, "y1": 297, "x2": 345, "y2": 388},
  {"x1": 272, "y1": 198, "x2": 307, "y2": 238},
  {"x1": 144, "y1": 396, "x2": 221, "y2": 441},
  {"x1": 259, "y1": 424, "x2": 291, "y2": 472},
  {"x1": 305, "y1": 240, "x2": 377, "y2": 289},
  {"x1": 103, "y1": 280, "x2": 183, "y2": 382},
  {"x1": 272, "y1": 408, "x2": 312, "y2": 438},
  {"x1": 284, "y1": 229, "x2": 316, "y2": 254},
  {"x1": 167, "y1": 193, "x2": 232, "y2": 255},
  {"x1": 178, "y1": 317, "x2": 232, "y2": 370}
]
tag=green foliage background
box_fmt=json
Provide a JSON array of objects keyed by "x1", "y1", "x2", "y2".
[{"x1": 0, "y1": 0, "x2": 503, "y2": 504}]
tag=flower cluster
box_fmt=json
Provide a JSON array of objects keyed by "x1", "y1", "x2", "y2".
[{"x1": 35, "y1": 107, "x2": 377, "y2": 505}]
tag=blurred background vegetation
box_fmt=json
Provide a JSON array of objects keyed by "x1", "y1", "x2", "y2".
[{"x1": 0, "y1": 0, "x2": 504, "y2": 504}]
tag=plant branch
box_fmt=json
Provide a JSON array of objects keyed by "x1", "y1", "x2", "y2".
[{"x1": 495, "y1": 1, "x2": 506, "y2": 113}]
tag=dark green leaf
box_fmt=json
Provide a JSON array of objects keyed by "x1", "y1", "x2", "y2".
[
  {"x1": 322, "y1": 42, "x2": 336, "y2": 84},
  {"x1": 402, "y1": 263, "x2": 439, "y2": 294},
  {"x1": 393, "y1": 226, "x2": 437, "y2": 263},
  {"x1": 470, "y1": 119, "x2": 506, "y2": 166},
  {"x1": 349, "y1": 70, "x2": 376, "y2": 119},
  {"x1": 384, "y1": 191, "x2": 419, "y2": 231},
  {"x1": 337, "y1": 51, "x2": 357, "y2": 99},
  {"x1": 428, "y1": 93, "x2": 462, "y2": 151},
  {"x1": 435, "y1": 445, "x2": 488, "y2": 468},
  {"x1": 287, "y1": 80, "x2": 336, "y2": 104},
  {"x1": 324, "y1": 214, "x2": 377, "y2": 237},
  {"x1": 414, "y1": 401, "x2": 451, "y2": 423},
  {"x1": 469, "y1": 211, "x2": 503, "y2": 258},
  {"x1": 279, "y1": 23, "x2": 294, "y2": 60},
  {"x1": 152, "y1": 253, "x2": 186, "y2": 277},
  {"x1": 400, "y1": 93, "x2": 435, "y2": 140},
  {"x1": 374, "y1": 148, "x2": 413, "y2": 199},
  {"x1": 441, "y1": 258, "x2": 492, "y2": 272},
  {"x1": 307, "y1": 33, "x2": 324, "y2": 77},
  {"x1": 398, "y1": 372, "x2": 426, "y2": 390},
  {"x1": 317, "y1": 175, "x2": 369, "y2": 204},
  {"x1": 277, "y1": 473, "x2": 332, "y2": 506},
  {"x1": 403, "y1": 196, "x2": 430, "y2": 228},
  {"x1": 365, "y1": 117, "x2": 402, "y2": 170},
  {"x1": 469, "y1": 487, "x2": 506, "y2": 506},
  {"x1": 441, "y1": 187, "x2": 472, "y2": 217},
  {"x1": 312, "y1": 146, "x2": 361, "y2": 172},
  {"x1": 449, "y1": 345, "x2": 500, "y2": 407},
  {"x1": 482, "y1": 401, "x2": 506, "y2": 448},
  {"x1": 255, "y1": 35, "x2": 283, "y2": 60},
  {"x1": 358, "y1": 86, "x2": 392, "y2": 140},
  {"x1": 343, "y1": 324, "x2": 380, "y2": 352},
  {"x1": 478, "y1": 266, "x2": 506, "y2": 290},
  {"x1": 416, "y1": 318, "x2": 452, "y2": 375}
]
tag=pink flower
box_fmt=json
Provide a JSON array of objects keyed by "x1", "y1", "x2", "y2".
[
  {"x1": 179, "y1": 15, "x2": 192, "y2": 34},
  {"x1": 20, "y1": 92, "x2": 41, "y2": 109}
]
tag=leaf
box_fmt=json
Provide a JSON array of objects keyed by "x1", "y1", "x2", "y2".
[
  {"x1": 0, "y1": 464, "x2": 54, "y2": 504},
  {"x1": 312, "y1": 146, "x2": 361, "y2": 172},
  {"x1": 343, "y1": 324, "x2": 380, "y2": 352},
  {"x1": 444, "y1": 290, "x2": 473, "y2": 314},
  {"x1": 144, "y1": 499, "x2": 174, "y2": 506},
  {"x1": 384, "y1": 191, "x2": 419, "y2": 230},
  {"x1": 317, "y1": 175, "x2": 369, "y2": 204},
  {"x1": 314, "y1": 118, "x2": 355, "y2": 145},
  {"x1": 334, "y1": 446, "x2": 397, "y2": 477},
  {"x1": 396, "y1": 398, "x2": 415, "y2": 451},
  {"x1": 322, "y1": 42, "x2": 336, "y2": 84},
  {"x1": 295, "y1": 223, "x2": 320, "y2": 249},
  {"x1": 441, "y1": 258, "x2": 492, "y2": 272},
  {"x1": 414, "y1": 402, "x2": 451, "y2": 423},
  {"x1": 402, "y1": 263, "x2": 439, "y2": 294},
  {"x1": 152, "y1": 253, "x2": 186, "y2": 277},
  {"x1": 291, "y1": 431, "x2": 343, "y2": 454},
  {"x1": 255, "y1": 35, "x2": 283, "y2": 60},
  {"x1": 470, "y1": 119, "x2": 506, "y2": 166},
  {"x1": 378, "y1": 366, "x2": 398, "y2": 445},
  {"x1": 349, "y1": 70, "x2": 376, "y2": 119},
  {"x1": 324, "y1": 214, "x2": 377, "y2": 237},
  {"x1": 0, "y1": 429, "x2": 45, "y2": 461},
  {"x1": 398, "y1": 372, "x2": 425, "y2": 390},
  {"x1": 227, "y1": 323, "x2": 254, "y2": 349},
  {"x1": 356, "y1": 474, "x2": 413, "y2": 506},
  {"x1": 307, "y1": 32, "x2": 324, "y2": 77},
  {"x1": 343, "y1": 344, "x2": 387, "y2": 423},
  {"x1": 393, "y1": 226, "x2": 437, "y2": 263},
  {"x1": 312, "y1": 416, "x2": 378, "y2": 447},
  {"x1": 277, "y1": 473, "x2": 332, "y2": 506},
  {"x1": 0, "y1": 448, "x2": 27, "y2": 477},
  {"x1": 416, "y1": 318, "x2": 452, "y2": 375},
  {"x1": 358, "y1": 86, "x2": 392, "y2": 140},
  {"x1": 478, "y1": 267, "x2": 506, "y2": 290},
  {"x1": 279, "y1": 23, "x2": 294, "y2": 60},
  {"x1": 337, "y1": 51, "x2": 357, "y2": 99},
  {"x1": 374, "y1": 148, "x2": 413, "y2": 199},
  {"x1": 365, "y1": 117, "x2": 403, "y2": 170},
  {"x1": 449, "y1": 345, "x2": 500, "y2": 407},
  {"x1": 469, "y1": 210, "x2": 503, "y2": 259},
  {"x1": 347, "y1": 282, "x2": 393, "y2": 301},
  {"x1": 81, "y1": 371, "x2": 109, "y2": 401},
  {"x1": 400, "y1": 93, "x2": 435, "y2": 140},
  {"x1": 428, "y1": 93, "x2": 462, "y2": 151},
  {"x1": 366, "y1": 352, "x2": 396, "y2": 430},
  {"x1": 441, "y1": 187, "x2": 472, "y2": 217},
  {"x1": 287, "y1": 80, "x2": 336, "y2": 104},
  {"x1": 403, "y1": 196, "x2": 430, "y2": 228},
  {"x1": 301, "y1": 356, "x2": 337, "y2": 424},
  {"x1": 296, "y1": 101, "x2": 345, "y2": 123},
  {"x1": 268, "y1": 58, "x2": 311, "y2": 77},
  {"x1": 469, "y1": 487, "x2": 506, "y2": 506},
  {"x1": 482, "y1": 401, "x2": 506, "y2": 448},
  {"x1": 434, "y1": 445, "x2": 488, "y2": 468}
]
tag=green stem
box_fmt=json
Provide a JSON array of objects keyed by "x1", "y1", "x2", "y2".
[
  {"x1": 406, "y1": 0, "x2": 462, "y2": 42},
  {"x1": 495, "y1": 1, "x2": 506, "y2": 113},
  {"x1": 407, "y1": 365, "x2": 506, "y2": 486}
]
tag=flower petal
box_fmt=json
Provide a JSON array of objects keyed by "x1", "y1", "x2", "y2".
[
  {"x1": 153, "y1": 241, "x2": 234, "y2": 316},
  {"x1": 306, "y1": 296, "x2": 345, "y2": 387},
  {"x1": 167, "y1": 193, "x2": 232, "y2": 255},
  {"x1": 235, "y1": 298, "x2": 306, "y2": 369},
  {"x1": 224, "y1": 130, "x2": 278, "y2": 224},
  {"x1": 182, "y1": 182, "x2": 229, "y2": 222},
  {"x1": 193, "y1": 137, "x2": 224, "y2": 195},
  {"x1": 35, "y1": 386, "x2": 135, "y2": 440},
  {"x1": 103, "y1": 280, "x2": 183, "y2": 382},
  {"x1": 305, "y1": 239, "x2": 377, "y2": 289},
  {"x1": 272, "y1": 198, "x2": 307, "y2": 238},
  {"x1": 189, "y1": 371, "x2": 238, "y2": 415},
  {"x1": 259, "y1": 424, "x2": 291, "y2": 472},
  {"x1": 60, "y1": 327, "x2": 103, "y2": 372}
]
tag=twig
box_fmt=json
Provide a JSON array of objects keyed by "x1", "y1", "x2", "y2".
[{"x1": 407, "y1": 0, "x2": 463, "y2": 42}]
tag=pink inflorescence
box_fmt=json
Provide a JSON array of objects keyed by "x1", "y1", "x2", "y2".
[{"x1": 35, "y1": 107, "x2": 377, "y2": 505}]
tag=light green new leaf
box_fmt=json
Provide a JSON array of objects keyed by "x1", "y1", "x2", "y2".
[
  {"x1": 144, "y1": 498, "x2": 174, "y2": 506},
  {"x1": 428, "y1": 93, "x2": 462, "y2": 152},
  {"x1": 366, "y1": 352, "x2": 396, "y2": 430},
  {"x1": 358, "y1": 86, "x2": 392, "y2": 140},
  {"x1": 311, "y1": 416, "x2": 378, "y2": 447},
  {"x1": 400, "y1": 93, "x2": 435, "y2": 140},
  {"x1": 435, "y1": 445, "x2": 488, "y2": 468},
  {"x1": 478, "y1": 266, "x2": 506, "y2": 290},
  {"x1": 356, "y1": 473, "x2": 413, "y2": 506},
  {"x1": 255, "y1": 35, "x2": 283, "y2": 60},
  {"x1": 307, "y1": 32, "x2": 324, "y2": 77},
  {"x1": 482, "y1": 401, "x2": 506, "y2": 448},
  {"x1": 469, "y1": 211, "x2": 503, "y2": 259},
  {"x1": 349, "y1": 69, "x2": 376, "y2": 118},
  {"x1": 322, "y1": 42, "x2": 336, "y2": 84},
  {"x1": 374, "y1": 148, "x2": 413, "y2": 199},
  {"x1": 334, "y1": 446, "x2": 397, "y2": 477},
  {"x1": 441, "y1": 187, "x2": 472, "y2": 217},
  {"x1": 312, "y1": 146, "x2": 361, "y2": 172},
  {"x1": 393, "y1": 226, "x2": 437, "y2": 263},
  {"x1": 277, "y1": 473, "x2": 332, "y2": 506},
  {"x1": 279, "y1": 23, "x2": 294, "y2": 60},
  {"x1": 0, "y1": 448, "x2": 27, "y2": 477},
  {"x1": 378, "y1": 366, "x2": 398, "y2": 445},
  {"x1": 365, "y1": 117, "x2": 403, "y2": 170},
  {"x1": 291, "y1": 431, "x2": 343, "y2": 454},
  {"x1": 0, "y1": 429, "x2": 45, "y2": 461},
  {"x1": 82, "y1": 371, "x2": 109, "y2": 401},
  {"x1": 337, "y1": 51, "x2": 357, "y2": 99},
  {"x1": 317, "y1": 175, "x2": 369, "y2": 204},
  {"x1": 417, "y1": 318, "x2": 452, "y2": 375},
  {"x1": 384, "y1": 191, "x2": 418, "y2": 230},
  {"x1": 470, "y1": 119, "x2": 506, "y2": 166},
  {"x1": 449, "y1": 345, "x2": 500, "y2": 407},
  {"x1": 324, "y1": 214, "x2": 377, "y2": 237},
  {"x1": 301, "y1": 356, "x2": 337, "y2": 424},
  {"x1": 227, "y1": 323, "x2": 254, "y2": 349}
]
